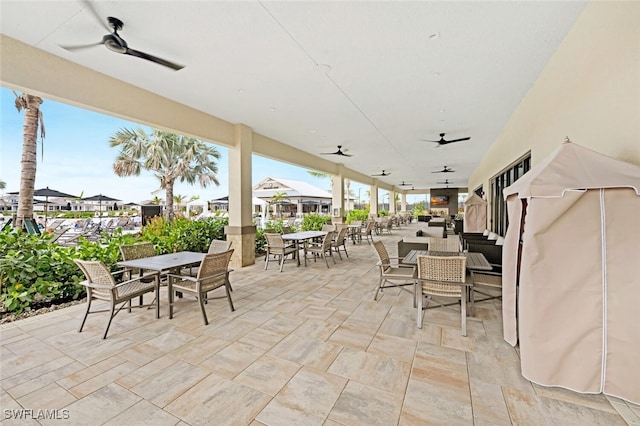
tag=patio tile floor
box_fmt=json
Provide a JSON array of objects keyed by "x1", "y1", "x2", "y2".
[{"x1": 1, "y1": 222, "x2": 639, "y2": 425}]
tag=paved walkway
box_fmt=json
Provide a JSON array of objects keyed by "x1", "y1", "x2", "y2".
[{"x1": 1, "y1": 222, "x2": 638, "y2": 425}]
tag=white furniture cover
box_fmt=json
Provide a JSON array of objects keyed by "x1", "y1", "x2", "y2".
[
  {"x1": 463, "y1": 193, "x2": 487, "y2": 232},
  {"x1": 502, "y1": 141, "x2": 640, "y2": 404}
]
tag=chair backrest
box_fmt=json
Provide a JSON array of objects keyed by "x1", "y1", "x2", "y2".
[
  {"x1": 74, "y1": 259, "x2": 115, "y2": 298},
  {"x1": 322, "y1": 224, "x2": 336, "y2": 232},
  {"x1": 372, "y1": 241, "x2": 391, "y2": 272},
  {"x1": 429, "y1": 237, "x2": 460, "y2": 253},
  {"x1": 120, "y1": 242, "x2": 156, "y2": 261},
  {"x1": 47, "y1": 219, "x2": 65, "y2": 230},
  {"x1": 322, "y1": 231, "x2": 335, "y2": 249},
  {"x1": 197, "y1": 249, "x2": 234, "y2": 289},
  {"x1": 208, "y1": 239, "x2": 232, "y2": 254},
  {"x1": 335, "y1": 227, "x2": 348, "y2": 243},
  {"x1": 364, "y1": 221, "x2": 375, "y2": 233},
  {"x1": 265, "y1": 233, "x2": 285, "y2": 250},
  {"x1": 417, "y1": 255, "x2": 466, "y2": 284},
  {"x1": 281, "y1": 226, "x2": 292, "y2": 235},
  {"x1": 116, "y1": 217, "x2": 130, "y2": 227}
]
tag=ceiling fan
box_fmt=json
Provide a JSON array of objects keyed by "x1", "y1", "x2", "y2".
[
  {"x1": 60, "y1": 15, "x2": 184, "y2": 71},
  {"x1": 432, "y1": 165, "x2": 455, "y2": 173},
  {"x1": 398, "y1": 181, "x2": 413, "y2": 186},
  {"x1": 437, "y1": 179, "x2": 454, "y2": 185},
  {"x1": 372, "y1": 170, "x2": 391, "y2": 176},
  {"x1": 320, "y1": 145, "x2": 352, "y2": 157},
  {"x1": 421, "y1": 133, "x2": 471, "y2": 146}
]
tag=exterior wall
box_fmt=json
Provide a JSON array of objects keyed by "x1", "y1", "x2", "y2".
[
  {"x1": 430, "y1": 188, "x2": 459, "y2": 216},
  {"x1": 468, "y1": 1, "x2": 640, "y2": 227}
]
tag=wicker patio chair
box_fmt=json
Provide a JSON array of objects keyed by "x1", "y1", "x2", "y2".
[
  {"x1": 331, "y1": 226, "x2": 349, "y2": 260},
  {"x1": 167, "y1": 249, "x2": 235, "y2": 325},
  {"x1": 264, "y1": 233, "x2": 297, "y2": 272},
  {"x1": 73, "y1": 259, "x2": 160, "y2": 339},
  {"x1": 304, "y1": 231, "x2": 336, "y2": 268},
  {"x1": 372, "y1": 241, "x2": 416, "y2": 302},
  {"x1": 416, "y1": 255, "x2": 468, "y2": 335},
  {"x1": 359, "y1": 220, "x2": 375, "y2": 244},
  {"x1": 428, "y1": 237, "x2": 461, "y2": 253},
  {"x1": 208, "y1": 239, "x2": 232, "y2": 254},
  {"x1": 119, "y1": 242, "x2": 162, "y2": 281},
  {"x1": 321, "y1": 224, "x2": 336, "y2": 232}
]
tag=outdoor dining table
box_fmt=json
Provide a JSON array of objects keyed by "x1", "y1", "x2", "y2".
[
  {"x1": 116, "y1": 251, "x2": 207, "y2": 305},
  {"x1": 401, "y1": 249, "x2": 492, "y2": 271},
  {"x1": 117, "y1": 251, "x2": 206, "y2": 274},
  {"x1": 282, "y1": 230, "x2": 327, "y2": 266}
]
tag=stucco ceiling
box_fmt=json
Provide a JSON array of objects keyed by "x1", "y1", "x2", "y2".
[{"x1": 0, "y1": 0, "x2": 588, "y2": 191}]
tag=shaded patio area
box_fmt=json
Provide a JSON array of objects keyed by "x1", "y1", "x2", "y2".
[{"x1": 1, "y1": 222, "x2": 638, "y2": 425}]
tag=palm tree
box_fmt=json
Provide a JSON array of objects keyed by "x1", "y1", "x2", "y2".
[
  {"x1": 173, "y1": 194, "x2": 187, "y2": 214},
  {"x1": 270, "y1": 191, "x2": 290, "y2": 219},
  {"x1": 307, "y1": 170, "x2": 333, "y2": 191},
  {"x1": 110, "y1": 128, "x2": 221, "y2": 221},
  {"x1": 0, "y1": 180, "x2": 5, "y2": 190},
  {"x1": 13, "y1": 92, "x2": 45, "y2": 229},
  {"x1": 151, "y1": 196, "x2": 164, "y2": 205},
  {"x1": 307, "y1": 170, "x2": 350, "y2": 212}
]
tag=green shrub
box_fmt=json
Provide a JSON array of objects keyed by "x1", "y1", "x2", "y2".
[
  {"x1": 73, "y1": 230, "x2": 137, "y2": 270},
  {"x1": 346, "y1": 209, "x2": 369, "y2": 224},
  {"x1": 0, "y1": 230, "x2": 85, "y2": 314},
  {"x1": 255, "y1": 227, "x2": 266, "y2": 255},
  {"x1": 300, "y1": 214, "x2": 331, "y2": 231},
  {"x1": 139, "y1": 216, "x2": 228, "y2": 253}
]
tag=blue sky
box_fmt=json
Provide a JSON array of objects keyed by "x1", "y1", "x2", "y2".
[
  {"x1": 1, "y1": 87, "x2": 423, "y2": 205},
  {"x1": 0, "y1": 87, "x2": 432, "y2": 203}
]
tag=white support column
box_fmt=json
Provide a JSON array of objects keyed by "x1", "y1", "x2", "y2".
[
  {"x1": 225, "y1": 124, "x2": 256, "y2": 267},
  {"x1": 389, "y1": 191, "x2": 396, "y2": 214},
  {"x1": 370, "y1": 183, "x2": 379, "y2": 217},
  {"x1": 401, "y1": 192, "x2": 407, "y2": 213},
  {"x1": 331, "y1": 165, "x2": 345, "y2": 223}
]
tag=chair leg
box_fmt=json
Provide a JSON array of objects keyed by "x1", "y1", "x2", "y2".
[
  {"x1": 224, "y1": 281, "x2": 235, "y2": 312},
  {"x1": 78, "y1": 296, "x2": 92, "y2": 332},
  {"x1": 470, "y1": 284, "x2": 475, "y2": 316},
  {"x1": 330, "y1": 250, "x2": 336, "y2": 264},
  {"x1": 168, "y1": 282, "x2": 174, "y2": 320},
  {"x1": 197, "y1": 295, "x2": 209, "y2": 325},
  {"x1": 374, "y1": 277, "x2": 384, "y2": 301},
  {"x1": 279, "y1": 254, "x2": 286, "y2": 272},
  {"x1": 264, "y1": 251, "x2": 270, "y2": 270},
  {"x1": 461, "y1": 296, "x2": 467, "y2": 336},
  {"x1": 335, "y1": 246, "x2": 342, "y2": 260},
  {"x1": 417, "y1": 290, "x2": 423, "y2": 329},
  {"x1": 103, "y1": 303, "x2": 117, "y2": 339},
  {"x1": 343, "y1": 244, "x2": 349, "y2": 258},
  {"x1": 155, "y1": 284, "x2": 160, "y2": 319}
]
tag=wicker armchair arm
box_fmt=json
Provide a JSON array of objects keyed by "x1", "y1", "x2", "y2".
[
  {"x1": 114, "y1": 273, "x2": 159, "y2": 289},
  {"x1": 167, "y1": 273, "x2": 198, "y2": 282},
  {"x1": 79, "y1": 280, "x2": 113, "y2": 290}
]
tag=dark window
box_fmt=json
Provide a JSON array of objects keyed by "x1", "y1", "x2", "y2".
[{"x1": 490, "y1": 153, "x2": 531, "y2": 235}]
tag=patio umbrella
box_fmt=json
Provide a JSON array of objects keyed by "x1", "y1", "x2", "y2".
[
  {"x1": 83, "y1": 194, "x2": 121, "y2": 213},
  {"x1": 9, "y1": 187, "x2": 78, "y2": 221}
]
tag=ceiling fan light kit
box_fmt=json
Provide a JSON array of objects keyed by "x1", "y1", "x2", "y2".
[
  {"x1": 320, "y1": 145, "x2": 352, "y2": 157},
  {"x1": 422, "y1": 133, "x2": 471, "y2": 146},
  {"x1": 432, "y1": 165, "x2": 455, "y2": 173},
  {"x1": 61, "y1": 16, "x2": 184, "y2": 71}
]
